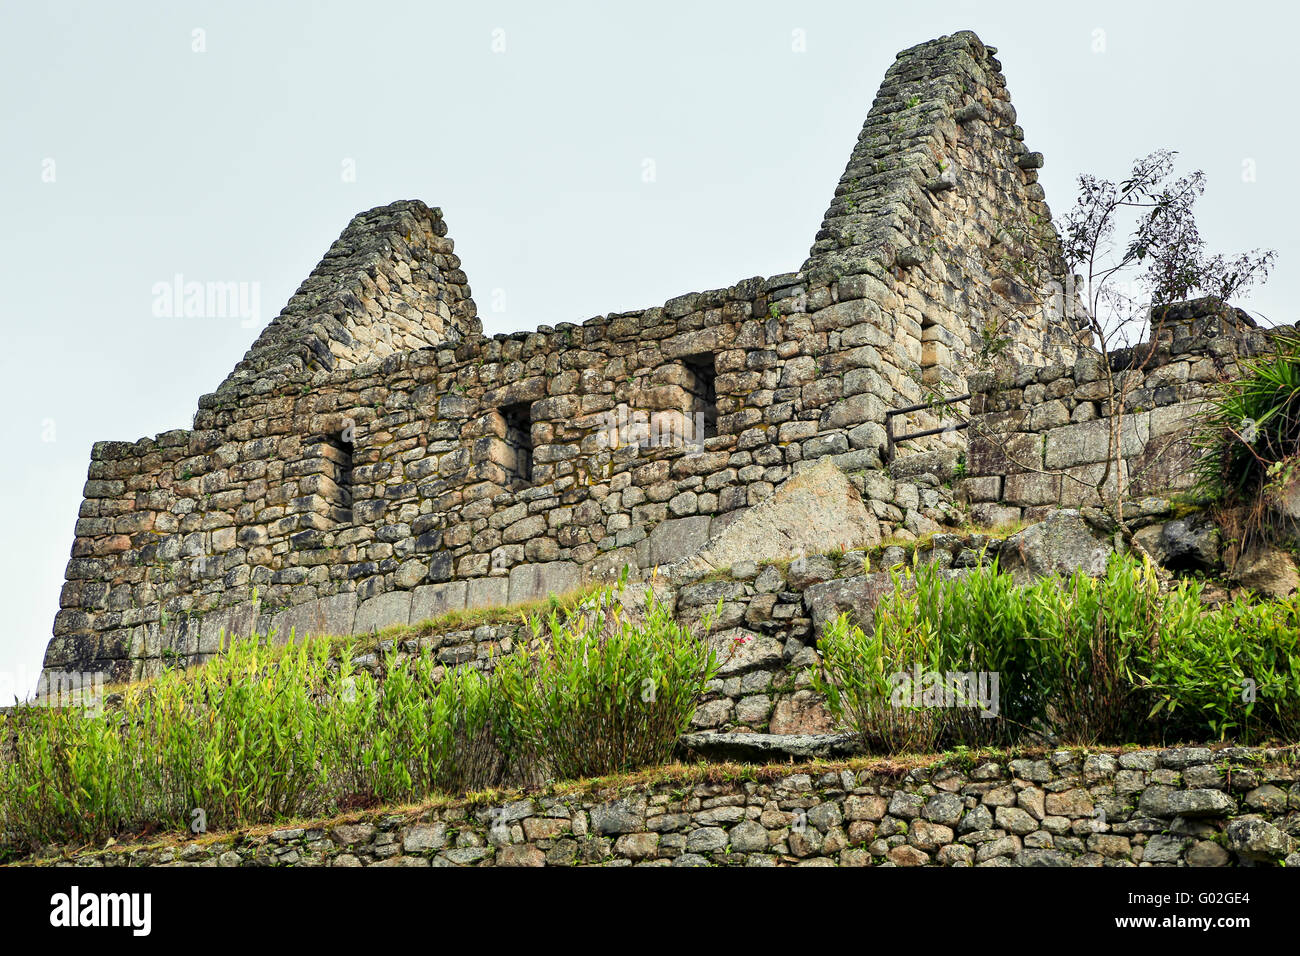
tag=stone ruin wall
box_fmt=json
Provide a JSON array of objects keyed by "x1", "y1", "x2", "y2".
[
  {"x1": 962, "y1": 299, "x2": 1297, "y2": 526},
  {"x1": 26, "y1": 744, "x2": 1300, "y2": 868},
  {"x1": 216, "y1": 201, "x2": 481, "y2": 393},
  {"x1": 42, "y1": 32, "x2": 1105, "y2": 690}
]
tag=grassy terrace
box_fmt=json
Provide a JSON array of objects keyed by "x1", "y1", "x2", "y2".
[
  {"x1": 5, "y1": 543, "x2": 1298, "y2": 860},
  {"x1": 12, "y1": 742, "x2": 1296, "y2": 866}
]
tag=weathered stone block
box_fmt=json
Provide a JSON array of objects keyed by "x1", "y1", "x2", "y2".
[
  {"x1": 646, "y1": 515, "x2": 712, "y2": 569},
  {"x1": 1002, "y1": 471, "x2": 1062, "y2": 507},
  {"x1": 1043, "y1": 414, "x2": 1149, "y2": 470},
  {"x1": 506, "y1": 561, "x2": 581, "y2": 604},
  {"x1": 803, "y1": 572, "x2": 900, "y2": 634},
  {"x1": 666, "y1": 460, "x2": 879, "y2": 582},
  {"x1": 466, "y1": 576, "x2": 509, "y2": 610},
  {"x1": 354, "y1": 591, "x2": 412, "y2": 634},
  {"x1": 410, "y1": 581, "x2": 468, "y2": 623},
  {"x1": 998, "y1": 510, "x2": 1114, "y2": 584}
]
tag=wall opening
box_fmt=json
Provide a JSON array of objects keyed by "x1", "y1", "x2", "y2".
[
  {"x1": 920, "y1": 315, "x2": 941, "y2": 375},
  {"x1": 499, "y1": 401, "x2": 534, "y2": 486},
  {"x1": 681, "y1": 353, "x2": 718, "y2": 441},
  {"x1": 306, "y1": 430, "x2": 353, "y2": 526}
]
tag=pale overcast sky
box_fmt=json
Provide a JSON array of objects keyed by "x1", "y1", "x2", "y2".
[{"x1": 2, "y1": 0, "x2": 1295, "y2": 698}]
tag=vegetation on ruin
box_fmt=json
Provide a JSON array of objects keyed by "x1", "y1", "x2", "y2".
[
  {"x1": 980, "y1": 151, "x2": 1278, "y2": 533},
  {"x1": 17, "y1": 739, "x2": 1294, "y2": 867},
  {"x1": 9, "y1": 544, "x2": 1299, "y2": 857},
  {"x1": 0, "y1": 585, "x2": 716, "y2": 853},
  {"x1": 814, "y1": 551, "x2": 1300, "y2": 753},
  {"x1": 1194, "y1": 338, "x2": 1300, "y2": 558}
]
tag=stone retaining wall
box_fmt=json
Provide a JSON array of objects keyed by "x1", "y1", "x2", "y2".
[
  {"x1": 24, "y1": 746, "x2": 1299, "y2": 868},
  {"x1": 142, "y1": 526, "x2": 969, "y2": 740},
  {"x1": 135, "y1": 519, "x2": 1086, "y2": 743}
]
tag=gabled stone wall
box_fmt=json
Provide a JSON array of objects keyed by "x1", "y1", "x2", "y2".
[
  {"x1": 216, "y1": 201, "x2": 479, "y2": 395},
  {"x1": 44, "y1": 31, "x2": 1082, "y2": 690}
]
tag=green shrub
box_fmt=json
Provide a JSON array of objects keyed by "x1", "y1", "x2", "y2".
[
  {"x1": 324, "y1": 646, "x2": 511, "y2": 806},
  {"x1": 495, "y1": 588, "x2": 719, "y2": 780},
  {"x1": 813, "y1": 553, "x2": 1300, "y2": 752},
  {"x1": 0, "y1": 636, "x2": 336, "y2": 848},
  {"x1": 809, "y1": 593, "x2": 945, "y2": 754},
  {"x1": 0, "y1": 582, "x2": 718, "y2": 853},
  {"x1": 1140, "y1": 587, "x2": 1300, "y2": 741},
  {"x1": 1024, "y1": 557, "x2": 1162, "y2": 745},
  {"x1": 908, "y1": 554, "x2": 1043, "y2": 745},
  {"x1": 1194, "y1": 340, "x2": 1300, "y2": 550}
]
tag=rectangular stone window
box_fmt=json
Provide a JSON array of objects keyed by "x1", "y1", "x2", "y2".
[
  {"x1": 498, "y1": 401, "x2": 534, "y2": 486},
  {"x1": 681, "y1": 353, "x2": 718, "y2": 441},
  {"x1": 302, "y1": 430, "x2": 353, "y2": 526}
]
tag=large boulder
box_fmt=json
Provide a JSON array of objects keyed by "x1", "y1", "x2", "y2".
[
  {"x1": 997, "y1": 509, "x2": 1116, "y2": 584},
  {"x1": 803, "y1": 572, "x2": 905, "y2": 635},
  {"x1": 1226, "y1": 818, "x2": 1293, "y2": 863},
  {"x1": 1133, "y1": 516, "x2": 1223, "y2": 574},
  {"x1": 1155, "y1": 516, "x2": 1223, "y2": 571},
  {"x1": 1230, "y1": 544, "x2": 1300, "y2": 599},
  {"x1": 661, "y1": 459, "x2": 881, "y2": 582}
]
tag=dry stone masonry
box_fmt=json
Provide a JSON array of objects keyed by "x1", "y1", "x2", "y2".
[
  {"x1": 23, "y1": 745, "x2": 1300, "y2": 868},
  {"x1": 217, "y1": 202, "x2": 480, "y2": 393},
  {"x1": 40, "y1": 30, "x2": 1286, "y2": 694},
  {"x1": 962, "y1": 298, "x2": 1285, "y2": 525},
  {"x1": 301, "y1": 512, "x2": 1130, "y2": 743}
]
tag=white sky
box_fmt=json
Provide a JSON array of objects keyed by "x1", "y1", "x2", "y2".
[{"x1": 2, "y1": 0, "x2": 1295, "y2": 699}]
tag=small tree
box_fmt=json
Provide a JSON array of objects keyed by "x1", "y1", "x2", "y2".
[
  {"x1": 1057, "y1": 150, "x2": 1274, "y2": 347},
  {"x1": 983, "y1": 150, "x2": 1276, "y2": 536}
]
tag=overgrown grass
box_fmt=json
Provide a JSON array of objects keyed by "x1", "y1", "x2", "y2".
[
  {"x1": 1194, "y1": 339, "x2": 1300, "y2": 556},
  {"x1": 0, "y1": 585, "x2": 717, "y2": 854},
  {"x1": 813, "y1": 552, "x2": 1300, "y2": 752},
  {"x1": 495, "y1": 589, "x2": 718, "y2": 780}
]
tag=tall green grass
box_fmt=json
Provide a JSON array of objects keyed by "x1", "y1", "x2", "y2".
[
  {"x1": 495, "y1": 587, "x2": 717, "y2": 780},
  {"x1": 814, "y1": 552, "x2": 1300, "y2": 752},
  {"x1": 0, "y1": 584, "x2": 717, "y2": 854}
]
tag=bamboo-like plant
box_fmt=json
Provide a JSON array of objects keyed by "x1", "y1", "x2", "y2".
[
  {"x1": 811, "y1": 553, "x2": 1300, "y2": 752},
  {"x1": 0, "y1": 581, "x2": 721, "y2": 853},
  {"x1": 496, "y1": 586, "x2": 719, "y2": 781}
]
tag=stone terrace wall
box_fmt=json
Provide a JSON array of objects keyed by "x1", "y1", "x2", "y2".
[
  {"x1": 960, "y1": 299, "x2": 1281, "y2": 526},
  {"x1": 25, "y1": 746, "x2": 1300, "y2": 867},
  {"x1": 216, "y1": 201, "x2": 480, "y2": 394},
  {"x1": 45, "y1": 30, "x2": 1080, "y2": 689}
]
